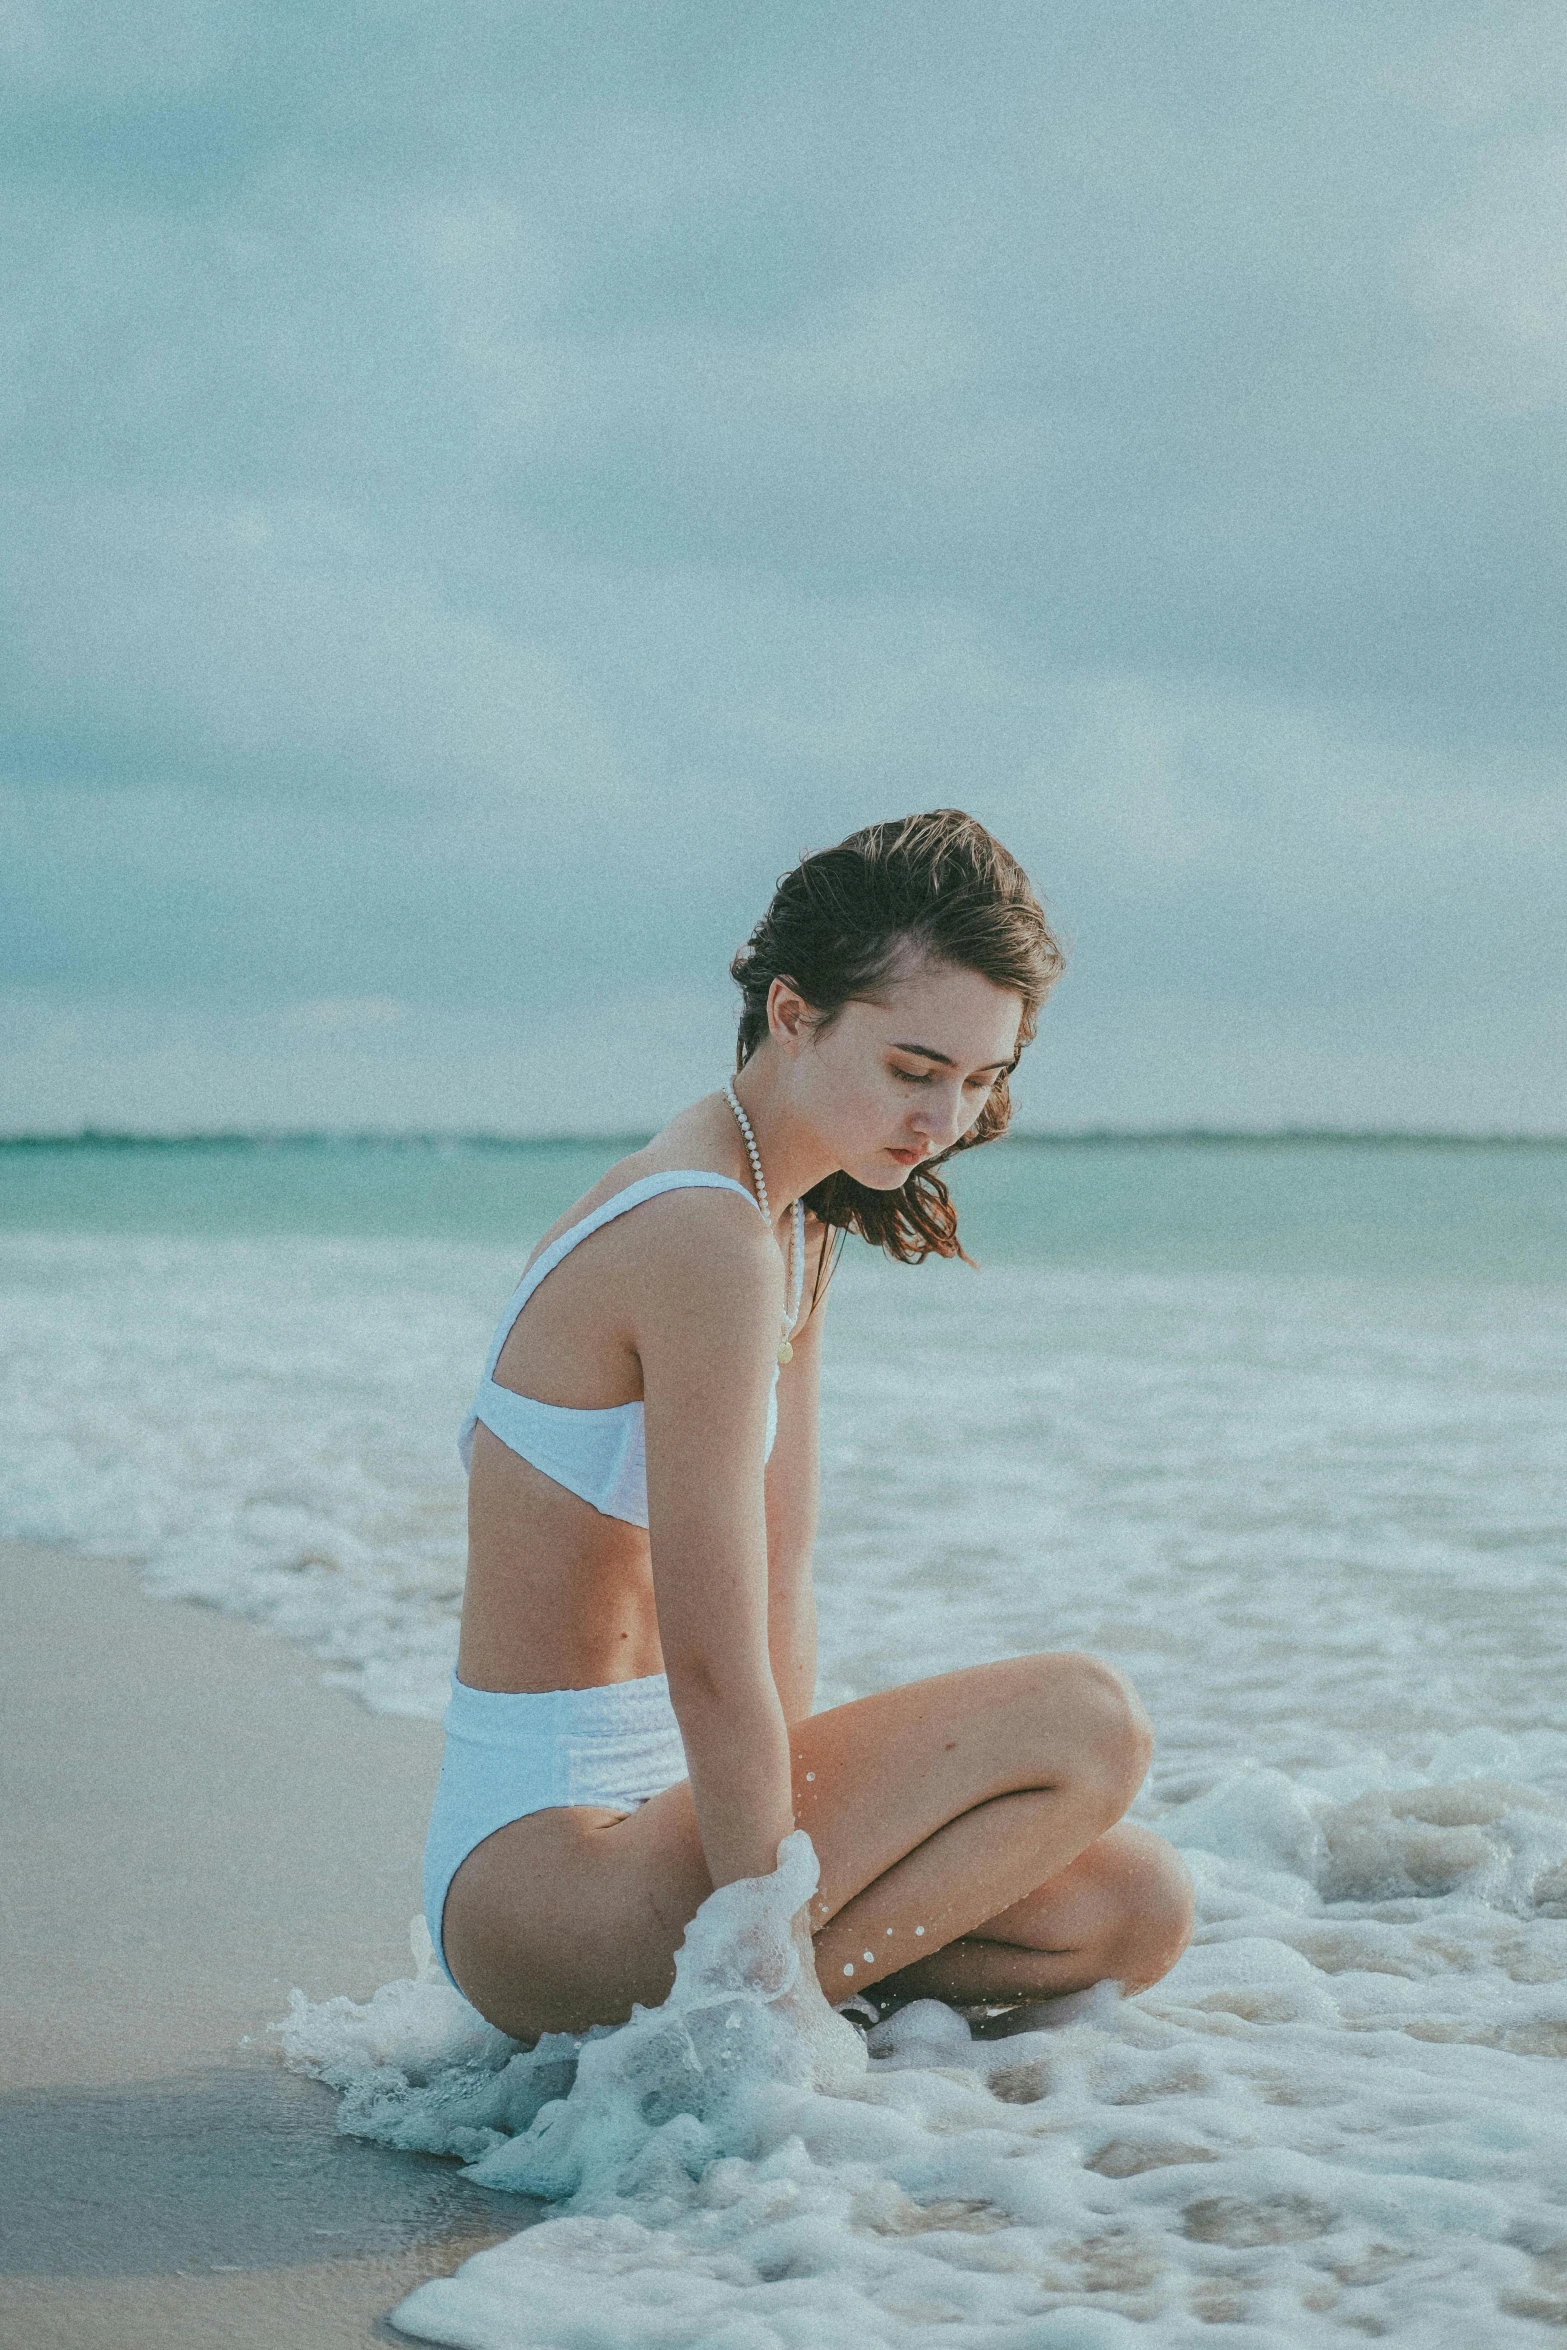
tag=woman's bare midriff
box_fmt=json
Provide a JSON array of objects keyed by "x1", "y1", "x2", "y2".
[{"x1": 459, "y1": 1425, "x2": 663, "y2": 1691}]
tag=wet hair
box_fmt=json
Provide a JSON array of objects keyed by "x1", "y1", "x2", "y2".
[{"x1": 731, "y1": 810, "x2": 1064, "y2": 1265}]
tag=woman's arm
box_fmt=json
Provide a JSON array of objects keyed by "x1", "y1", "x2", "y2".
[
  {"x1": 637, "y1": 1194, "x2": 796, "y2": 1889},
  {"x1": 762, "y1": 1224, "x2": 831, "y2": 1724}
]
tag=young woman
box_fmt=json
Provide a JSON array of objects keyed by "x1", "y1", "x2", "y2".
[{"x1": 424, "y1": 811, "x2": 1193, "y2": 2040}]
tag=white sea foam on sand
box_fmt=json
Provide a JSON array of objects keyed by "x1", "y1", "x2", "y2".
[
  {"x1": 280, "y1": 1748, "x2": 1567, "y2": 2347},
  {"x1": 6, "y1": 1230, "x2": 1567, "y2": 2339}
]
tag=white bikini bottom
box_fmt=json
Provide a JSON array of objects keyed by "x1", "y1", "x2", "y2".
[{"x1": 421, "y1": 1671, "x2": 687, "y2": 1989}]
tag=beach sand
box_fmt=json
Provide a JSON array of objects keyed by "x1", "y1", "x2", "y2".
[{"x1": 0, "y1": 1540, "x2": 521, "y2": 2347}]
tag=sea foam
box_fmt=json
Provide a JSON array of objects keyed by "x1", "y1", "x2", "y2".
[
  {"x1": 278, "y1": 1745, "x2": 1567, "y2": 2346},
  {"x1": 4, "y1": 1232, "x2": 1564, "y2": 1785}
]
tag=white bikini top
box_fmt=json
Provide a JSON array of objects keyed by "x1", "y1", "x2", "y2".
[{"x1": 460, "y1": 1170, "x2": 807, "y2": 1528}]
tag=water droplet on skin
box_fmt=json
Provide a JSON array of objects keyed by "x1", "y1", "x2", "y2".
[
  {"x1": 886, "y1": 1927, "x2": 894, "y2": 1935},
  {"x1": 863, "y1": 1950, "x2": 874, "y2": 1963},
  {"x1": 914, "y1": 1926, "x2": 925, "y2": 1936},
  {"x1": 843, "y1": 1962, "x2": 855, "y2": 1976},
  {"x1": 805, "y1": 1772, "x2": 815, "y2": 1783}
]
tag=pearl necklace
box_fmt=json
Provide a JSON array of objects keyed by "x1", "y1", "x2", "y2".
[{"x1": 724, "y1": 1079, "x2": 806, "y2": 1365}]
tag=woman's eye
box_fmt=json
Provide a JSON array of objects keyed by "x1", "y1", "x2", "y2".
[{"x1": 892, "y1": 1067, "x2": 932, "y2": 1085}]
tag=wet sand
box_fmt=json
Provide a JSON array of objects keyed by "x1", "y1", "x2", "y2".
[{"x1": 0, "y1": 1541, "x2": 523, "y2": 2347}]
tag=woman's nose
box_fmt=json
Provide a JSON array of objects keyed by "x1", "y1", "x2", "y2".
[{"x1": 912, "y1": 1090, "x2": 964, "y2": 1144}]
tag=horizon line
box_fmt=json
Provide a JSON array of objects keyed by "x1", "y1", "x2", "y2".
[{"x1": 2, "y1": 1126, "x2": 1564, "y2": 1151}]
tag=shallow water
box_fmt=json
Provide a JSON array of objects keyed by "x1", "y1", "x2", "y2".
[
  {"x1": 280, "y1": 1753, "x2": 1567, "y2": 2347},
  {"x1": 5, "y1": 1232, "x2": 1563, "y2": 1779},
  {"x1": 4, "y1": 1138, "x2": 1566, "y2": 2341}
]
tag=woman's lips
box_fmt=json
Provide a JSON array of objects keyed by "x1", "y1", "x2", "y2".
[{"x1": 886, "y1": 1145, "x2": 923, "y2": 1166}]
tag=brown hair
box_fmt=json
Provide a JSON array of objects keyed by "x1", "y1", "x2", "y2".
[{"x1": 731, "y1": 810, "x2": 1064, "y2": 1264}]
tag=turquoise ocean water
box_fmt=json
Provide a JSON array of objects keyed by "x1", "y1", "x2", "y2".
[{"x1": 3, "y1": 1133, "x2": 1564, "y2": 1279}]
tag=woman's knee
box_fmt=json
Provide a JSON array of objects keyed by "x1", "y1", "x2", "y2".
[
  {"x1": 1016, "y1": 1650, "x2": 1154, "y2": 1819},
  {"x1": 1097, "y1": 1823, "x2": 1194, "y2": 1991}
]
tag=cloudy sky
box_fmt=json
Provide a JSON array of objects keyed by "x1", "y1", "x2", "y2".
[{"x1": 3, "y1": 1, "x2": 1564, "y2": 1134}]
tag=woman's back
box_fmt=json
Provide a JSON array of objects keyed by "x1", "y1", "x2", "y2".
[{"x1": 457, "y1": 1111, "x2": 796, "y2": 1695}]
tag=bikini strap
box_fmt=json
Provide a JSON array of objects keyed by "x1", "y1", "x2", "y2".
[{"x1": 481, "y1": 1171, "x2": 764, "y2": 1381}]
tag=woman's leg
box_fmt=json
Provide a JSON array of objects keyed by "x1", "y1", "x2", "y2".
[
  {"x1": 795, "y1": 1658, "x2": 1191, "y2": 2000},
  {"x1": 441, "y1": 1651, "x2": 1192, "y2": 2040},
  {"x1": 866, "y1": 1819, "x2": 1196, "y2": 2004}
]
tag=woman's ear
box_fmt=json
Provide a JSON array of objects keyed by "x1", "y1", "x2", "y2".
[{"x1": 766, "y1": 975, "x2": 813, "y2": 1058}]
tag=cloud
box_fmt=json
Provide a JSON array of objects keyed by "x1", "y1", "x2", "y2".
[
  {"x1": 0, "y1": 490, "x2": 624, "y2": 809},
  {"x1": 1408, "y1": 138, "x2": 1567, "y2": 415},
  {"x1": 0, "y1": 983, "x2": 739, "y2": 1135},
  {"x1": 2, "y1": 0, "x2": 1564, "y2": 1129},
  {"x1": 283, "y1": 996, "x2": 406, "y2": 1034},
  {"x1": 0, "y1": 0, "x2": 234, "y2": 106}
]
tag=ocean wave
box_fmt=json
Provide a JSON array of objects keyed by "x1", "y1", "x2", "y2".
[{"x1": 4, "y1": 1234, "x2": 1563, "y2": 1783}]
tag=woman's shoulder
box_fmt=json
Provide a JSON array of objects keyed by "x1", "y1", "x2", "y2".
[{"x1": 527, "y1": 1103, "x2": 764, "y2": 1266}]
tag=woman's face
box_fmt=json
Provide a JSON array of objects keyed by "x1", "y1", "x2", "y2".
[{"x1": 782, "y1": 952, "x2": 1024, "y2": 1190}]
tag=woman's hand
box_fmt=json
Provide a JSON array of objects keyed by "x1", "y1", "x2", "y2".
[
  {"x1": 769, "y1": 1844, "x2": 867, "y2": 2090},
  {"x1": 671, "y1": 1828, "x2": 865, "y2": 2090}
]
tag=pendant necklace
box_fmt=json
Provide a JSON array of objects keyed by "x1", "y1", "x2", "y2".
[{"x1": 724, "y1": 1079, "x2": 806, "y2": 1364}]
